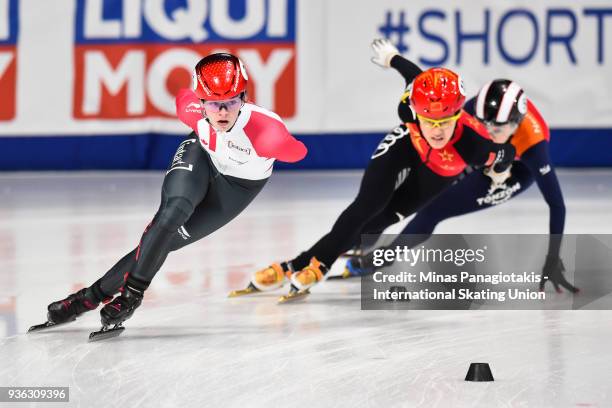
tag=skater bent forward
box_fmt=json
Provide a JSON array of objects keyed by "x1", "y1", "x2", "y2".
[{"x1": 31, "y1": 53, "x2": 307, "y2": 339}]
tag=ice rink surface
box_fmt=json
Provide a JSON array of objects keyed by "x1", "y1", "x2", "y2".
[{"x1": 0, "y1": 169, "x2": 611, "y2": 408}]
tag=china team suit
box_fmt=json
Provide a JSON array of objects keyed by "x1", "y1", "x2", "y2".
[
  {"x1": 89, "y1": 89, "x2": 307, "y2": 299},
  {"x1": 398, "y1": 98, "x2": 565, "y2": 255},
  {"x1": 287, "y1": 56, "x2": 516, "y2": 274}
]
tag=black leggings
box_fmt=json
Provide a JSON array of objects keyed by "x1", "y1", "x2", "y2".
[
  {"x1": 290, "y1": 130, "x2": 454, "y2": 270},
  {"x1": 398, "y1": 161, "x2": 534, "y2": 246},
  {"x1": 92, "y1": 138, "x2": 266, "y2": 297}
]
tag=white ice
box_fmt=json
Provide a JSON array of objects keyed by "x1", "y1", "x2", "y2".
[{"x1": 0, "y1": 169, "x2": 611, "y2": 408}]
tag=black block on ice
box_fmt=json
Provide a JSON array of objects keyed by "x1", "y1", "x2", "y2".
[{"x1": 465, "y1": 363, "x2": 494, "y2": 382}]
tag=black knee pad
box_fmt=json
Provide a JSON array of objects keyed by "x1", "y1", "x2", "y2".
[{"x1": 157, "y1": 197, "x2": 194, "y2": 232}]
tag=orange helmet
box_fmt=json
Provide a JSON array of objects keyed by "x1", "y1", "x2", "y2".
[{"x1": 410, "y1": 67, "x2": 466, "y2": 119}]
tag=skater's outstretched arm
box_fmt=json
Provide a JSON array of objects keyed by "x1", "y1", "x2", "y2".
[
  {"x1": 522, "y1": 143, "x2": 565, "y2": 239},
  {"x1": 243, "y1": 107, "x2": 307, "y2": 163},
  {"x1": 370, "y1": 38, "x2": 422, "y2": 85},
  {"x1": 392, "y1": 52, "x2": 424, "y2": 124},
  {"x1": 390, "y1": 55, "x2": 423, "y2": 87},
  {"x1": 520, "y1": 141, "x2": 575, "y2": 292},
  {"x1": 512, "y1": 103, "x2": 565, "y2": 238},
  {"x1": 370, "y1": 39, "x2": 423, "y2": 124}
]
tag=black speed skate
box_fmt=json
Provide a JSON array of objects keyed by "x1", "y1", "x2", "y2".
[
  {"x1": 89, "y1": 285, "x2": 143, "y2": 341},
  {"x1": 29, "y1": 288, "x2": 99, "y2": 333}
]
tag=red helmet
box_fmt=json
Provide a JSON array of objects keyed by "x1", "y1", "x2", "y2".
[
  {"x1": 192, "y1": 53, "x2": 248, "y2": 101},
  {"x1": 409, "y1": 67, "x2": 466, "y2": 119}
]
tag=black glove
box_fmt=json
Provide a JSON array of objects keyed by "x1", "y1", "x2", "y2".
[{"x1": 539, "y1": 255, "x2": 580, "y2": 293}]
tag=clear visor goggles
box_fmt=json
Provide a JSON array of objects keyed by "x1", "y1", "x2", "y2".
[{"x1": 202, "y1": 96, "x2": 243, "y2": 113}]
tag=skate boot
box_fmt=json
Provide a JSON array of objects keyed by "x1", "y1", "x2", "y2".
[
  {"x1": 89, "y1": 284, "x2": 144, "y2": 341},
  {"x1": 342, "y1": 247, "x2": 396, "y2": 279},
  {"x1": 341, "y1": 254, "x2": 377, "y2": 278},
  {"x1": 228, "y1": 262, "x2": 294, "y2": 297},
  {"x1": 342, "y1": 256, "x2": 365, "y2": 278},
  {"x1": 279, "y1": 257, "x2": 327, "y2": 303},
  {"x1": 29, "y1": 288, "x2": 101, "y2": 332}
]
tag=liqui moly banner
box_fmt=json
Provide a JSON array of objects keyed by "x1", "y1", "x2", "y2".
[
  {"x1": 73, "y1": 0, "x2": 296, "y2": 120},
  {"x1": 0, "y1": 0, "x2": 610, "y2": 137}
]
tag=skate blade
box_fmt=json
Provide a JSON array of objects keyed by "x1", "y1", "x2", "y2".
[
  {"x1": 278, "y1": 289, "x2": 310, "y2": 304},
  {"x1": 88, "y1": 325, "x2": 125, "y2": 342},
  {"x1": 228, "y1": 286, "x2": 261, "y2": 298},
  {"x1": 28, "y1": 318, "x2": 76, "y2": 333}
]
